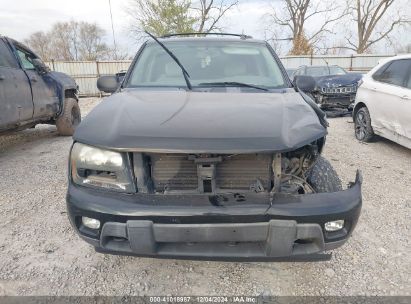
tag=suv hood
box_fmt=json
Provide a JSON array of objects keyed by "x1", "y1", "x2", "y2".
[
  {"x1": 314, "y1": 73, "x2": 362, "y2": 89},
  {"x1": 74, "y1": 90, "x2": 326, "y2": 153}
]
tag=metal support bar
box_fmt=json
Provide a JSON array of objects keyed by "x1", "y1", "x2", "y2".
[{"x1": 272, "y1": 153, "x2": 282, "y2": 193}]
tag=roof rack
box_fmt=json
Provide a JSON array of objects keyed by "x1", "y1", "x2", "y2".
[{"x1": 160, "y1": 33, "x2": 253, "y2": 39}]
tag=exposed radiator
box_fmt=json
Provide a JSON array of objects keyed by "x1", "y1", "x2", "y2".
[
  {"x1": 148, "y1": 153, "x2": 272, "y2": 193},
  {"x1": 150, "y1": 154, "x2": 198, "y2": 191}
]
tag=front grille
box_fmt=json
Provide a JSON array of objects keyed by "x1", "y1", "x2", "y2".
[
  {"x1": 147, "y1": 153, "x2": 272, "y2": 193},
  {"x1": 321, "y1": 86, "x2": 357, "y2": 94}
]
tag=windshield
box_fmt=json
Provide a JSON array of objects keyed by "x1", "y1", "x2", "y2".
[
  {"x1": 127, "y1": 40, "x2": 287, "y2": 89},
  {"x1": 305, "y1": 66, "x2": 346, "y2": 77}
]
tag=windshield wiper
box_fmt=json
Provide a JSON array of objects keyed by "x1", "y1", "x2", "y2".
[
  {"x1": 145, "y1": 31, "x2": 192, "y2": 90},
  {"x1": 198, "y1": 82, "x2": 268, "y2": 91}
]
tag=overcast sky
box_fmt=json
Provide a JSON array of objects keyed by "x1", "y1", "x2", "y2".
[
  {"x1": 0, "y1": 0, "x2": 273, "y2": 54},
  {"x1": 0, "y1": 0, "x2": 409, "y2": 55}
]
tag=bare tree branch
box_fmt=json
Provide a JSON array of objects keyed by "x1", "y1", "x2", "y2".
[
  {"x1": 194, "y1": 0, "x2": 238, "y2": 33},
  {"x1": 267, "y1": 0, "x2": 348, "y2": 55},
  {"x1": 344, "y1": 0, "x2": 409, "y2": 53}
]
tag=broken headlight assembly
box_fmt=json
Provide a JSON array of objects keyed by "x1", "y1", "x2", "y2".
[{"x1": 70, "y1": 143, "x2": 135, "y2": 192}]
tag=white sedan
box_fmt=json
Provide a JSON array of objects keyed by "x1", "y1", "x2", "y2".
[{"x1": 353, "y1": 55, "x2": 411, "y2": 149}]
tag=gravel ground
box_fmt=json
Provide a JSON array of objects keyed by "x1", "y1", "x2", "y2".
[{"x1": 0, "y1": 97, "x2": 410, "y2": 296}]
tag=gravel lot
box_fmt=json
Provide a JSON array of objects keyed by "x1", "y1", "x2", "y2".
[{"x1": 0, "y1": 97, "x2": 410, "y2": 296}]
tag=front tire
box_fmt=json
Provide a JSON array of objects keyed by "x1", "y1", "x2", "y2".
[
  {"x1": 56, "y1": 98, "x2": 81, "y2": 136},
  {"x1": 354, "y1": 107, "x2": 374, "y2": 142},
  {"x1": 306, "y1": 156, "x2": 342, "y2": 193}
]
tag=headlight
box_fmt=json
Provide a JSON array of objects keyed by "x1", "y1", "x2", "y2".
[{"x1": 70, "y1": 143, "x2": 135, "y2": 192}]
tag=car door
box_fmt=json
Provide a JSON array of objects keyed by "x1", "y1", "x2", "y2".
[
  {"x1": 368, "y1": 59, "x2": 411, "y2": 139},
  {"x1": 0, "y1": 38, "x2": 33, "y2": 130},
  {"x1": 14, "y1": 44, "x2": 59, "y2": 120},
  {"x1": 400, "y1": 64, "x2": 411, "y2": 140}
]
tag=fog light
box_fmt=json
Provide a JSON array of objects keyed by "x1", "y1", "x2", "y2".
[
  {"x1": 325, "y1": 220, "x2": 344, "y2": 232},
  {"x1": 82, "y1": 217, "x2": 100, "y2": 229}
]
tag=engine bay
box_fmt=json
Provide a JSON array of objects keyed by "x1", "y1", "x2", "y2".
[{"x1": 133, "y1": 144, "x2": 320, "y2": 195}]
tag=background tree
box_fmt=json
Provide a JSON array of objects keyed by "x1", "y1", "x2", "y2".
[
  {"x1": 25, "y1": 21, "x2": 113, "y2": 61},
  {"x1": 24, "y1": 32, "x2": 54, "y2": 61},
  {"x1": 267, "y1": 0, "x2": 348, "y2": 55},
  {"x1": 193, "y1": 0, "x2": 238, "y2": 33},
  {"x1": 78, "y1": 22, "x2": 110, "y2": 60},
  {"x1": 342, "y1": 0, "x2": 410, "y2": 53},
  {"x1": 128, "y1": 0, "x2": 198, "y2": 37},
  {"x1": 127, "y1": 0, "x2": 238, "y2": 39},
  {"x1": 49, "y1": 21, "x2": 78, "y2": 60},
  {"x1": 289, "y1": 33, "x2": 313, "y2": 55}
]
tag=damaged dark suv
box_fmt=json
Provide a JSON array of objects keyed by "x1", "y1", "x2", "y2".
[
  {"x1": 293, "y1": 65, "x2": 362, "y2": 116},
  {"x1": 66, "y1": 33, "x2": 362, "y2": 260}
]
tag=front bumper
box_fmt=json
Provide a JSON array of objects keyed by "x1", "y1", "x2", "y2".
[
  {"x1": 317, "y1": 93, "x2": 356, "y2": 110},
  {"x1": 66, "y1": 171, "x2": 362, "y2": 260}
]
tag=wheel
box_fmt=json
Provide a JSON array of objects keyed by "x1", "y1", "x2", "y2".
[
  {"x1": 354, "y1": 107, "x2": 374, "y2": 142},
  {"x1": 306, "y1": 156, "x2": 342, "y2": 193},
  {"x1": 56, "y1": 98, "x2": 81, "y2": 136}
]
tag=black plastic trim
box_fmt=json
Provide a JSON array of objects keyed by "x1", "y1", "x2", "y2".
[{"x1": 66, "y1": 171, "x2": 362, "y2": 259}]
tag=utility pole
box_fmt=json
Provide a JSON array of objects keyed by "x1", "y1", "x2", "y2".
[{"x1": 108, "y1": 0, "x2": 118, "y2": 59}]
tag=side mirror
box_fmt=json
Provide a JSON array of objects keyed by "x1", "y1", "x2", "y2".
[
  {"x1": 295, "y1": 75, "x2": 316, "y2": 92},
  {"x1": 97, "y1": 75, "x2": 119, "y2": 94},
  {"x1": 32, "y1": 58, "x2": 50, "y2": 74}
]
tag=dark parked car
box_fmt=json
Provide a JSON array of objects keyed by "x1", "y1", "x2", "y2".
[
  {"x1": 115, "y1": 70, "x2": 127, "y2": 84},
  {"x1": 67, "y1": 33, "x2": 362, "y2": 260},
  {"x1": 285, "y1": 68, "x2": 296, "y2": 79},
  {"x1": 293, "y1": 65, "x2": 362, "y2": 116},
  {"x1": 0, "y1": 36, "x2": 80, "y2": 135}
]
